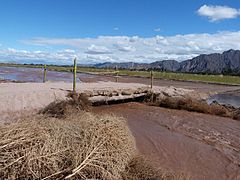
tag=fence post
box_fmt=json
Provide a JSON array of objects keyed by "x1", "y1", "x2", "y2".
[
  {"x1": 43, "y1": 64, "x2": 47, "y2": 83},
  {"x1": 150, "y1": 70, "x2": 154, "y2": 89},
  {"x1": 73, "y1": 58, "x2": 77, "y2": 93},
  {"x1": 115, "y1": 65, "x2": 119, "y2": 83},
  {"x1": 116, "y1": 71, "x2": 119, "y2": 83}
]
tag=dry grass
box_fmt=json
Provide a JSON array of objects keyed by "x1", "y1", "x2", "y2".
[
  {"x1": 0, "y1": 113, "x2": 136, "y2": 179},
  {"x1": 122, "y1": 155, "x2": 190, "y2": 180},
  {"x1": 40, "y1": 93, "x2": 91, "y2": 118},
  {"x1": 151, "y1": 96, "x2": 240, "y2": 120},
  {"x1": 232, "y1": 110, "x2": 240, "y2": 120},
  {"x1": 157, "y1": 97, "x2": 226, "y2": 114}
]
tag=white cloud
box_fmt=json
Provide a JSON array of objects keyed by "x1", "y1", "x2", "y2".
[
  {"x1": 113, "y1": 27, "x2": 119, "y2": 31},
  {"x1": 0, "y1": 48, "x2": 76, "y2": 64},
  {"x1": 85, "y1": 44, "x2": 111, "y2": 54},
  {"x1": 118, "y1": 46, "x2": 135, "y2": 52},
  {"x1": 129, "y1": 36, "x2": 139, "y2": 42},
  {"x1": 154, "y1": 28, "x2": 161, "y2": 32},
  {"x1": 87, "y1": 54, "x2": 117, "y2": 62},
  {"x1": 114, "y1": 43, "x2": 136, "y2": 52},
  {"x1": 197, "y1": 5, "x2": 240, "y2": 22},
  {"x1": 2, "y1": 31, "x2": 240, "y2": 64},
  {"x1": 63, "y1": 49, "x2": 75, "y2": 53}
]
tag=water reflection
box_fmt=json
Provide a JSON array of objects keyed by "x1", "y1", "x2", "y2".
[
  {"x1": 0, "y1": 66, "x2": 90, "y2": 82},
  {"x1": 207, "y1": 93, "x2": 240, "y2": 108}
]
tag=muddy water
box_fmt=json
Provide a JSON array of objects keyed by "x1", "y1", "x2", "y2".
[
  {"x1": 93, "y1": 103, "x2": 240, "y2": 180},
  {"x1": 0, "y1": 66, "x2": 91, "y2": 82}
]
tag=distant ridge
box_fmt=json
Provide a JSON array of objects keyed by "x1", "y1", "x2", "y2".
[{"x1": 91, "y1": 49, "x2": 240, "y2": 75}]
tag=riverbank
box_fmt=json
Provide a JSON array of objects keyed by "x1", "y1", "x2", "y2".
[{"x1": 0, "y1": 81, "x2": 195, "y2": 122}]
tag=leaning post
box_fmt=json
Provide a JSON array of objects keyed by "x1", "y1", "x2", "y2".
[
  {"x1": 73, "y1": 58, "x2": 77, "y2": 93},
  {"x1": 150, "y1": 70, "x2": 154, "y2": 89},
  {"x1": 43, "y1": 64, "x2": 47, "y2": 83}
]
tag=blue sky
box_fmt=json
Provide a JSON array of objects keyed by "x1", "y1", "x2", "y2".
[{"x1": 0, "y1": 0, "x2": 240, "y2": 64}]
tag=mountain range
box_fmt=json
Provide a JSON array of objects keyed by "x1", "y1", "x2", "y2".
[{"x1": 93, "y1": 49, "x2": 240, "y2": 75}]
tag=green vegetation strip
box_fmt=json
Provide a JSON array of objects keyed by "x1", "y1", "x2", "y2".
[
  {"x1": 1, "y1": 63, "x2": 240, "y2": 85},
  {"x1": 118, "y1": 70, "x2": 240, "y2": 85}
]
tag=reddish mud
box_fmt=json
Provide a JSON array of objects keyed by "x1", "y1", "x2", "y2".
[{"x1": 93, "y1": 102, "x2": 240, "y2": 180}]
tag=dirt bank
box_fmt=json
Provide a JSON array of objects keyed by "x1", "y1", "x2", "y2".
[
  {"x1": 81, "y1": 74, "x2": 240, "y2": 95},
  {"x1": 0, "y1": 81, "x2": 195, "y2": 122},
  {"x1": 93, "y1": 102, "x2": 240, "y2": 180},
  {"x1": 0, "y1": 82, "x2": 150, "y2": 122}
]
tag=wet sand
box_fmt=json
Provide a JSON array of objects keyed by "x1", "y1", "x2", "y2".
[{"x1": 93, "y1": 102, "x2": 240, "y2": 180}]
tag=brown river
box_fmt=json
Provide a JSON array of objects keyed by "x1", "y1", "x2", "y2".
[{"x1": 93, "y1": 102, "x2": 240, "y2": 180}]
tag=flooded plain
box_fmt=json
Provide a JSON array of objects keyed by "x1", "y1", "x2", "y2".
[{"x1": 0, "y1": 66, "x2": 90, "y2": 82}]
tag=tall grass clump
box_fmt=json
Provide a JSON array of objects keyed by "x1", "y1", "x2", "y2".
[{"x1": 0, "y1": 112, "x2": 136, "y2": 179}]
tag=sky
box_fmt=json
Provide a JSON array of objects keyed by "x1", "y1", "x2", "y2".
[{"x1": 0, "y1": 0, "x2": 240, "y2": 64}]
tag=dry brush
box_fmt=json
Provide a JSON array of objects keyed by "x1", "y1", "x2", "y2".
[{"x1": 0, "y1": 113, "x2": 136, "y2": 179}]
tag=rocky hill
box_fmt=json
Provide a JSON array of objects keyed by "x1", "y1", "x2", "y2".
[
  {"x1": 91, "y1": 50, "x2": 240, "y2": 75},
  {"x1": 149, "y1": 60, "x2": 180, "y2": 71},
  {"x1": 179, "y1": 50, "x2": 240, "y2": 74}
]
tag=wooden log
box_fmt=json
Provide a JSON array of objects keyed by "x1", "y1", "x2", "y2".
[{"x1": 89, "y1": 93, "x2": 147, "y2": 105}]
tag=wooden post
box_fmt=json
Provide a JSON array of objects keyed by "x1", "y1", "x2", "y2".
[
  {"x1": 115, "y1": 65, "x2": 119, "y2": 83},
  {"x1": 43, "y1": 64, "x2": 47, "y2": 83},
  {"x1": 150, "y1": 70, "x2": 153, "y2": 89},
  {"x1": 73, "y1": 58, "x2": 77, "y2": 93},
  {"x1": 116, "y1": 71, "x2": 119, "y2": 82}
]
